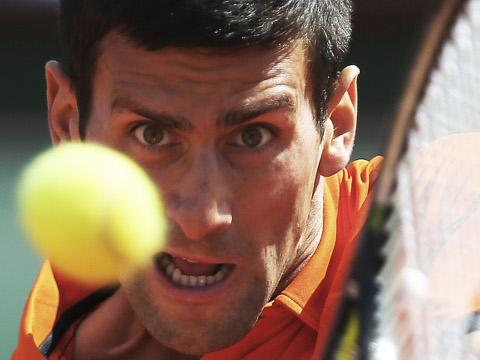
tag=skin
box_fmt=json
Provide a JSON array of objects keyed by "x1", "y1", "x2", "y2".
[{"x1": 46, "y1": 32, "x2": 359, "y2": 359}]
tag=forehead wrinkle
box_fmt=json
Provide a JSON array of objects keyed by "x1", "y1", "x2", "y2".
[
  {"x1": 161, "y1": 47, "x2": 283, "y2": 75},
  {"x1": 100, "y1": 32, "x2": 306, "y2": 85}
]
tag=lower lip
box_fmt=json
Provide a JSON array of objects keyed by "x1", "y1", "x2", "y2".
[{"x1": 152, "y1": 260, "x2": 239, "y2": 303}]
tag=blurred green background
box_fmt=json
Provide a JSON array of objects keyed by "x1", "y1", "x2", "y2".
[{"x1": 0, "y1": 0, "x2": 438, "y2": 356}]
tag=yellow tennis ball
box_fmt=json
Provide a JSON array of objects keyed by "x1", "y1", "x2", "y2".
[{"x1": 17, "y1": 142, "x2": 166, "y2": 285}]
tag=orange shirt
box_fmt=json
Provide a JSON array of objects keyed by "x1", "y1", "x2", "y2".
[{"x1": 11, "y1": 157, "x2": 382, "y2": 360}]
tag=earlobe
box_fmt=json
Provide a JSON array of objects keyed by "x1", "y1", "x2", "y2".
[
  {"x1": 319, "y1": 65, "x2": 359, "y2": 177},
  {"x1": 45, "y1": 60, "x2": 80, "y2": 144}
]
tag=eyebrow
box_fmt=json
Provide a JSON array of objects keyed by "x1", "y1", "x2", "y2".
[
  {"x1": 218, "y1": 93, "x2": 296, "y2": 128},
  {"x1": 111, "y1": 95, "x2": 193, "y2": 131}
]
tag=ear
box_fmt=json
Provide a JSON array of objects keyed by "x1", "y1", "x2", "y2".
[
  {"x1": 318, "y1": 65, "x2": 359, "y2": 177},
  {"x1": 45, "y1": 60, "x2": 81, "y2": 145}
]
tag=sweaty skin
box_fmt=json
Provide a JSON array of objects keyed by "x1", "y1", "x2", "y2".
[{"x1": 46, "y1": 32, "x2": 359, "y2": 358}]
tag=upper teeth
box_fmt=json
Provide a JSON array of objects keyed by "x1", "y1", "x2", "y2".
[{"x1": 158, "y1": 254, "x2": 231, "y2": 287}]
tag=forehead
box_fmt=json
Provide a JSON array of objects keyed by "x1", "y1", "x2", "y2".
[{"x1": 95, "y1": 32, "x2": 309, "y2": 98}]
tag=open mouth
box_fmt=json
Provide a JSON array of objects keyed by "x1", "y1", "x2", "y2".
[{"x1": 155, "y1": 252, "x2": 234, "y2": 288}]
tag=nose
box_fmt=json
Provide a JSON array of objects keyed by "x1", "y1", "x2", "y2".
[{"x1": 164, "y1": 151, "x2": 233, "y2": 240}]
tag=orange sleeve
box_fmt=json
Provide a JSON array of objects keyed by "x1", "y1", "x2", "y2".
[
  {"x1": 11, "y1": 261, "x2": 97, "y2": 360},
  {"x1": 11, "y1": 262, "x2": 59, "y2": 360}
]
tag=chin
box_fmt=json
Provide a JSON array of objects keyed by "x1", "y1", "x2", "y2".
[
  {"x1": 151, "y1": 317, "x2": 256, "y2": 356},
  {"x1": 122, "y1": 260, "x2": 271, "y2": 356}
]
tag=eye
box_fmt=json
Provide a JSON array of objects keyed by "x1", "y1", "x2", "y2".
[
  {"x1": 132, "y1": 123, "x2": 174, "y2": 146},
  {"x1": 234, "y1": 125, "x2": 274, "y2": 148}
]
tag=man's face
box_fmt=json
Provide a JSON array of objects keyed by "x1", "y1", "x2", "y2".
[{"x1": 84, "y1": 33, "x2": 325, "y2": 355}]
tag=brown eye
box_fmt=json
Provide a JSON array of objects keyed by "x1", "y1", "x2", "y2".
[
  {"x1": 241, "y1": 126, "x2": 267, "y2": 148},
  {"x1": 142, "y1": 125, "x2": 164, "y2": 145},
  {"x1": 133, "y1": 124, "x2": 166, "y2": 145}
]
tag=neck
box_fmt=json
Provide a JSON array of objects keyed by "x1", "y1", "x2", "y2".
[{"x1": 273, "y1": 179, "x2": 325, "y2": 299}]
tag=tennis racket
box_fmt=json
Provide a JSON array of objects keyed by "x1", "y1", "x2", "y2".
[{"x1": 324, "y1": 0, "x2": 480, "y2": 358}]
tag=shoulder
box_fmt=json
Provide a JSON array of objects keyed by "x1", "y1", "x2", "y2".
[
  {"x1": 12, "y1": 262, "x2": 60, "y2": 359},
  {"x1": 13, "y1": 261, "x2": 100, "y2": 359},
  {"x1": 324, "y1": 156, "x2": 382, "y2": 211},
  {"x1": 334, "y1": 156, "x2": 382, "y2": 188}
]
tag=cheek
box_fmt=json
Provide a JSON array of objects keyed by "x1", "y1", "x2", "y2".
[{"x1": 233, "y1": 155, "x2": 317, "y2": 245}]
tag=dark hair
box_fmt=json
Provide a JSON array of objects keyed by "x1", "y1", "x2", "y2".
[{"x1": 59, "y1": 0, "x2": 353, "y2": 138}]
